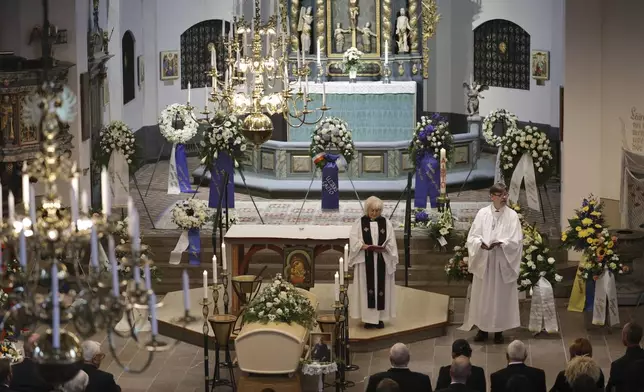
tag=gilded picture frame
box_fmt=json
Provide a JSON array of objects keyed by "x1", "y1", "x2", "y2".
[
  {"x1": 531, "y1": 50, "x2": 549, "y2": 81},
  {"x1": 160, "y1": 50, "x2": 180, "y2": 81},
  {"x1": 326, "y1": 0, "x2": 381, "y2": 59},
  {"x1": 283, "y1": 246, "x2": 314, "y2": 289}
]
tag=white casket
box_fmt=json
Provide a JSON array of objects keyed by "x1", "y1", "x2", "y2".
[{"x1": 235, "y1": 288, "x2": 319, "y2": 374}]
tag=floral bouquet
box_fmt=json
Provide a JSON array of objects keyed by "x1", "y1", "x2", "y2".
[
  {"x1": 510, "y1": 202, "x2": 525, "y2": 223},
  {"x1": 341, "y1": 47, "x2": 364, "y2": 73},
  {"x1": 482, "y1": 108, "x2": 519, "y2": 147},
  {"x1": 158, "y1": 103, "x2": 199, "y2": 144},
  {"x1": 428, "y1": 208, "x2": 454, "y2": 246},
  {"x1": 518, "y1": 222, "x2": 562, "y2": 292},
  {"x1": 200, "y1": 112, "x2": 247, "y2": 168},
  {"x1": 499, "y1": 125, "x2": 553, "y2": 185},
  {"x1": 243, "y1": 274, "x2": 317, "y2": 329},
  {"x1": 0, "y1": 340, "x2": 22, "y2": 364},
  {"x1": 409, "y1": 114, "x2": 454, "y2": 169},
  {"x1": 171, "y1": 199, "x2": 211, "y2": 230},
  {"x1": 309, "y1": 117, "x2": 355, "y2": 169},
  {"x1": 445, "y1": 244, "x2": 472, "y2": 282},
  {"x1": 410, "y1": 208, "x2": 432, "y2": 229},
  {"x1": 578, "y1": 229, "x2": 625, "y2": 280},
  {"x1": 93, "y1": 120, "x2": 139, "y2": 173},
  {"x1": 116, "y1": 257, "x2": 162, "y2": 283},
  {"x1": 561, "y1": 195, "x2": 605, "y2": 252}
]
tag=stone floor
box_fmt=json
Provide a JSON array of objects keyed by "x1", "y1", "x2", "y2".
[{"x1": 68, "y1": 297, "x2": 643, "y2": 392}]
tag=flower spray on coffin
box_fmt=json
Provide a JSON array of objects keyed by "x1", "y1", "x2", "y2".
[
  {"x1": 158, "y1": 103, "x2": 199, "y2": 194},
  {"x1": 170, "y1": 199, "x2": 212, "y2": 265}
]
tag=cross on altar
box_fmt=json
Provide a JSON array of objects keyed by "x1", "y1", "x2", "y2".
[{"x1": 349, "y1": 0, "x2": 359, "y2": 47}]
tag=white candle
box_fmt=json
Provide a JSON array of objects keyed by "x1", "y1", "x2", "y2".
[
  {"x1": 81, "y1": 190, "x2": 89, "y2": 215},
  {"x1": 149, "y1": 293, "x2": 158, "y2": 336},
  {"x1": 284, "y1": 61, "x2": 289, "y2": 82},
  {"x1": 203, "y1": 270, "x2": 208, "y2": 299},
  {"x1": 322, "y1": 82, "x2": 326, "y2": 106},
  {"x1": 108, "y1": 236, "x2": 119, "y2": 296},
  {"x1": 339, "y1": 258, "x2": 344, "y2": 285},
  {"x1": 296, "y1": 48, "x2": 300, "y2": 69},
  {"x1": 29, "y1": 185, "x2": 36, "y2": 224},
  {"x1": 385, "y1": 40, "x2": 389, "y2": 64},
  {"x1": 344, "y1": 244, "x2": 349, "y2": 270},
  {"x1": 221, "y1": 20, "x2": 225, "y2": 41},
  {"x1": 188, "y1": 82, "x2": 192, "y2": 103},
  {"x1": 212, "y1": 255, "x2": 218, "y2": 284},
  {"x1": 21, "y1": 165, "x2": 29, "y2": 212},
  {"x1": 71, "y1": 174, "x2": 79, "y2": 223},
  {"x1": 101, "y1": 167, "x2": 110, "y2": 216},
  {"x1": 316, "y1": 38, "x2": 321, "y2": 64},
  {"x1": 19, "y1": 229, "x2": 26, "y2": 268},
  {"x1": 130, "y1": 209, "x2": 140, "y2": 252},
  {"x1": 133, "y1": 264, "x2": 141, "y2": 285},
  {"x1": 7, "y1": 192, "x2": 14, "y2": 222},
  {"x1": 182, "y1": 270, "x2": 190, "y2": 312},
  {"x1": 144, "y1": 263, "x2": 152, "y2": 290},
  {"x1": 440, "y1": 147, "x2": 447, "y2": 195},
  {"x1": 90, "y1": 224, "x2": 99, "y2": 268},
  {"x1": 334, "y1": 272, "x2": 340, "y2": 302},
  {"x1": 51, "y1": 262, "x2": 60, "y2": 349},
  {"x1": 221, "y1": 243, "x2": 227, "y2": 270}
]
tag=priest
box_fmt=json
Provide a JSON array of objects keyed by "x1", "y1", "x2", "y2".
[
  {"x1": 349, "y1": 196, "x2": 398, "y2": 329},
  {"x1": 464, "y1": 183, "x2": 523, "y2": 343}
]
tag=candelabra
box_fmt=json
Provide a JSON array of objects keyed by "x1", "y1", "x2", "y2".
[
  {"x1": 333, "y1": 301, "x2": 346, "y2": 392},
  {"x1": 200, "y1": 298, "x2": 211, "y2": 392},
  {"x1": 342, "y1": 272, "x2": 359, "y2": 372}
]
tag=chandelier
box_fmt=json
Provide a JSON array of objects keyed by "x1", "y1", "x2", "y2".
[
  {"x1": 204, "y1": 0, "x2": 330, "y2": 146},
  {"x1": 0, "y1": 1, "x2": 180, "y2": 386}
]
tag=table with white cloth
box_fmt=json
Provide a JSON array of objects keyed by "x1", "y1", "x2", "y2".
[{"x1": 287, "y1": 81, "x2": 417, "y2": 142}]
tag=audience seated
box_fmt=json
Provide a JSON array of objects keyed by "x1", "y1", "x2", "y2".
[
  {"x1": 376, "y1": 378, "x2": 401, "y2": 392},
  {"x1": 80, "y1": 341, "x2": 121, "y2": 392},
  {"x1": 365, "y1": 343, "x2": 433, "y2": 392},
  {"x1": 490, "y1": 340, "x2": 546, "y2": 392},
  {"x1": 550, "y1": 338, "x2": 604, "y2": 392},
  {"x1": 435, "y1": 356, "x2": 476, "y2": 392},
  {"x1": 0, "y1": 358, "x2": 16, "y2": 392},
  {"x1": 436, "y1": 339, "x2": 486, "y2": 392},
  {"x1": 607, "y1": 322, "x2": 644, "y2": 392},
  {"x1": 570, "y1": 374, "x2": 599, "y2": 392},
  {"x1": 61, "y1": 370, "x2": 88, "y2": 392},
  {"x1": 10, "y1": 334, "x2": 52, "y2": 392}
]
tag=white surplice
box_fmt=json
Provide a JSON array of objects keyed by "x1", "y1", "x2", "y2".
[
  {"x1": 462, "y1": 205, "x2": 523, "y2": 332},
  {"x1": 348, "y1": 217, "x2": 398, "y2": 324}
]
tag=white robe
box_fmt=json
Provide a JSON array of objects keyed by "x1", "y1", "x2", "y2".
[
  {"x1": 461, "y1": 205, "x2": 523, "y2": 332},
  {"x1": 348, "y1": 217, "x2": 398, "y2": 324}
]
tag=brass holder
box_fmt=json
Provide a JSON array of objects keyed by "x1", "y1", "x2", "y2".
[
  {"x1": 209, "y1": 314, "x2": 238, "y2": 390},
  {"x1": 221, "y1": 272, "x2": 230, "y2": 315},
  {"x1": 382, "y1": 63, "x2": 392, "y2": 84},
  {"x1": 231, "y1": 274, "x2": 262, "y2": 334},
  {"x1": 211, "y1": 284, "x2": 222, "y2": 315},
  {"x1": 342, "y1": 273, "x2": 358, "y2": 372},
  {"x1": 315, "y1": 62, "x2": 324, "y2": 84},
  {"x1": 200, "y1": 298, "x2": 211, "y2": 392},
  {"x1": 175, "y1": 309, "x2": 197, "y2": 324},
  {"x1": 437, "y1": 194, "x2": 451, "y2": 213}
]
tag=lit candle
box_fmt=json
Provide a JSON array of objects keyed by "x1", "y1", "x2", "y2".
[
  {"x1": 344, "y1": 244, "x2": 349, "y2": 269},
  {"x1": 29, "y1": 185, "x2": 36, "y2": 224},
  {"x1": 385, "y1": 40, "x2": 389, "y2": 65},
  {"x1": 149, "y1": 293, "x2": 158, "y2": 336},
  {"x1": 212, "y1": 255, "x2": 218, "y2": 284},
  {"x1": 339, "y1": 258, "x2": 344, "y2": 285},
  {"x1": 81, "y1": 190, "x2": 89, "y2": 215},
  {"x1": 221, "y1": 243, "x2": 227, "y2": 270},
  {"x1": 144, "y1": 263, "x2": 152, "y2": 290},
  {"x1": 182, "y1": 270, "x2": 190, "y2": 312},
  {"x1": 203, "y1": 270, "x2": 208, "y2": 299},
  {"x1": 334, "y1": 272, "x2": 340, "y2": 302},
  {"x1": 284, "y1": 61, "x2": 289, "y2": 82},
  {"x1": 51, "y1": 262, "x2": 60, "y2": 349},
  {"x1": 7, "y1": 192, "x2": 14, "y2": 222},
  {"x1": 439, "y1": 147, "x2": 447, "y2": 195},
  {"x1": 108, "y1": 235, "x2": 119, "y2": 296},
  {"x1": 322, "y1": 82, "x2": 326, "y2": 106},
  {"x1": 71, "y1": 174, "x2": 79, "y2": 223},
  {"x1": 316, "y1": 38, "x2": 321, "y2": 64},
  {"x1": 19, "y1": 229, "x2": 26, "y2": 268},
  {"x1": 90, "y1": 224, "x2": 99, "y2": 269},
  {"x1": 21, "y1": 164, "x2": 29, "y2": 212},
  {"x1": 188, "y1": 82, "x2": 192, "y2": 104},
  {"x1": 101, "y1": 167, "x2": 110, "y2": 216},
  {"x1": 296, "y1": 48, "x2": 300, "y2": 69}
]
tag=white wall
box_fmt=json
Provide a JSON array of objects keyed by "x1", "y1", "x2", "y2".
[{"x1": 119, "y1": 0, "x2": 145, "y2": 131}]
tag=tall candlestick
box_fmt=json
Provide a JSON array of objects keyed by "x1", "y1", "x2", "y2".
[
  {"x1": 71, "y1": 174, "x2": 79, "y2": 223},
  {"x1": 322, "y1": 82, "x2": 326, "y2": 106},
  {"x1": 316, "y1": 38, "x2": 321, "y2": 64},
  {"x1": 296, "y1": 48, "x2": 300, "y2": 69},
  {"x1": 188, "y1": 82, "x2": 192, "y2": 104},
  {"x1": 101, "y1": 167, "x2": 110, "y2": 216},
  {"x1": 7, "y1": 192, "x2": 14, "y2": 222},
  {"x1": 19, "y1": 229, "x2": 26, "y2": 268},
  {"x1": 133, "y1": 265, "x2": 141, "y2": 285},
  {"x1": 90, "y1": 224, "x2": 99, "y2": 268},
  {"x1": 51, "y1": 262, "x2": 60, "y2": 349},
  {"x1": 344, "y1": 244, "x2": 349, "y2": 269},
  {"x1": 144, "y1": 263, "x2": 152, "y2": 290},
  {"x1": 212, "y1": 255, "x2": 218, "y2": 284},
  {"x1": 439, "y1": 147, "x2": 447, "y2": 195},
  {"x1": 21, "y1": 164, "x2": 29, "y2": 212},
  {"x1": 29, "y1": 185, "x2": 36, "y2": 224},
  {"x1": 182, "y1": 270, "x2": 190, "y2": 312},
  {"x1": 339, "y1": 258, "x2": 344, "y2": 285},
  {"x1": 149, "y1": 293, "x2": 158, "y2": 336},
  {"x1": 221, "y1": 243, "x2": 227, "y2": 270},
  {"x1": 334, "y1": 272, "x2": 340, "y2": 302},
  {"x1": 385, "y1": 40, "x2": 389, "y2": 64},
  {"x1": 203, "y1": 270, "x2": 208, "y2": 299},
  {"x1": 81, "y1": 190, "x2": 89, "y2": 215},
  {"x1": 108, "y1": 236, "x2": 119, "y2": 296}
]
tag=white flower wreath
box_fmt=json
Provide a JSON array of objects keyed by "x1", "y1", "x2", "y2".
[
  {"x1": 158, "y1": 103, "x2": 199, "y2": 144},
  {"x1": 309, "y1": 117, "x2": 356, "y2": 168},
  {"x1": 171, "y1": 199, "x2": 211, "y2": 230},
  {"x1": 500, "y1": 125, "x2": 553, "y2": 183},
  {"x1": 482, "y1": 109, "x2": 519, "y2": 147},
  {"x1": 99, "y1": 121, "x2": 136, "y2": 165}
]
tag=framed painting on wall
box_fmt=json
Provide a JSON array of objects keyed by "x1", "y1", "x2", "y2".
[
  {"x1": 160, "y1": 50, "x2": 179, "y2": 80},
  {"x1": 283, "y1": 247, "x2": 314, "y2": 289},
  {"x1": 531, "y1": 50, "x2": 549, "y2": 81},
  {"x1": 137, "y1": 55, "x2": 145, "y2": 86}
]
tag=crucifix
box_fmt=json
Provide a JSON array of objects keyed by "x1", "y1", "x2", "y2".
[{"x1": 349, "y1": 0, "x2": 359, "y2": 48}]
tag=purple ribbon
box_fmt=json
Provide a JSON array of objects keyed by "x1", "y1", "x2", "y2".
[
  {"x1": 414, "y1": 153, "x2": 440, "y2": 208},
  {"x1": 176, "y1": 144, "x2": 196, "y2": 193},
  {"x1": 321, "y1": 153, "x2": 340, "y2": 210},
  {"x1": 209, "y1": 151, "x2": 235, "y2": 209},
  {"x1": 584, "y1": 277, "x2": 595, "y2": 312},
  {"x1": 188, "y1": 228, "x2": 201, "y2": 265}
]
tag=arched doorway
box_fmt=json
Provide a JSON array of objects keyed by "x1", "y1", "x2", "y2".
[{"x1": 122, "y1": 30, "x2": 136, "y2": 104}]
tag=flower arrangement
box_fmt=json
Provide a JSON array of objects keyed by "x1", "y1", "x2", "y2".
[
  {"x1": 0, "y1": 340, "x2": 22, "y2": 364},
  {"x1": 93, "y1": 120, "x2": 139, "y2": 173},
  {"x1": 561, "y1": 195, "x2": 606, "y2": 252},
  {"x1": 499, "y1": 125, "x2": 553, "y2": 185},
  {"x1": 116, "y1": 256, "x2": 162, "y2": 283},
  {"x1": 409, "y1": 114, "x2": 454, "y2": 169},
  {"x1": 309, "y1": 117, "x2": 355, "y2": 169},
  {"x1": 200, "y1": 112, "x2": 248, "y2": 168},
  {"x1": 518, "y1": 222, "x2": 562, "y2": 291},
  {"x1": 482, "y1": 109, "x2": 518, "y2": 147},
  {"x1": 510, "y1": 202, "x2": 525, "y2": 223},
  {"x1": 243, "y1": 274, "x2": 317, "y2": 329},
  {"x1": 171, "y1": 199, "x2": 211, "y2": 230},
  {"x1": 158, "y1": 103, "x2": 199, "y2": 144},
  {"x1": 445, "y1": 243, "x2": 472, "y2": 282},
  {"x1": 410, "y1": 208, "x2": 432, "y2": 229},
  {"x1": 428, "y1": 208, "x2": 454, "y2": 244},
  {"x1": 578, "y1": 229, "x2": 626, "y2": 280},
  {"x1": 341, "y1": 47, "x2": 363, "y2": 72}
]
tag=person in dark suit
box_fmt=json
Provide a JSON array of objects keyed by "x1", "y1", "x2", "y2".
[
  {"x1": 366, "y1": 343, "x2": 433, "y2": 392},
  {"x1": 436, "y1": 339, "x2": 486, "y2": 392},
  {"x1": 550, "y1": 338, "x2": 605, "y2": 392},
  {"x1": 80, "y1": 341, "x2": 121, "y2": 392},
  {"x1": 0, "y1": 358, "x2": 16, "y2": 392},
  {"x1": 606, "y1": 322, "x2": 644, "y2": 392},
  {"x1": 10, "y1": 334, "x2": 52, "y2": 392},
  {"x1": 311, "y1": 336, "x2": 332, "y2": 362},
  {"x1": 571, "y1": 375, "x2": 600, "y2": 392},
  {"x1": 435, "y1": 356, "x2": 476, "y2": 392},
  {"x1": 490, "y1": 340, "x2": 546, "y2": 392}
]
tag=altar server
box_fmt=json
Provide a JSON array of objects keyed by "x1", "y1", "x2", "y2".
[
  {"x1": 463, "y1": 183, "x2": 523, "y2": 343},
  {"x1": 349, "y1": 196, "x2": 398, "y2": 329}
]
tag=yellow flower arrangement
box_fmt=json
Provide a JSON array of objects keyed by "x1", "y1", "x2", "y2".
[{"x1": 562, "y1": 195, "x2": 605, "y2": 252}]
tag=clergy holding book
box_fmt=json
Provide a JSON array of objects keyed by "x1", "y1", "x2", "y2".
[
  {"x1": 349, "y1": 196, "x2": 398, "y2": 329},
  {"x1": 464, "y1": 183, "x2": 523, "y2": 343}
]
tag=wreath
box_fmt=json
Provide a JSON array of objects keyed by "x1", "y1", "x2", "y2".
[
  {"x1": 309, "y1": 117, "x2": 355, "y2": 169},
  {"x1": 482, "y1": 109, "x2": 518, "y2": 147},
  {"x1": 93, "y1": 120, "x2": 139, "y2": 174},
  {"x1": 499, "y1": 125, "x2": 553, "y2": 185},
  {"x1": 200, "y1": 112, "x2": 248, "y2": 168},
  {"x1": 409, "y1": 114, "x2": 454, "y2": 168},
  {"x1": 171, "y1": 199, "x2": 211, "y2": 230},
  {"x1": 158, "y1": 103, "x2": 199, "y2": 144}
]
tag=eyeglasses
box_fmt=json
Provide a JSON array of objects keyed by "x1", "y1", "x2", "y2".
[{"x1": 491, "y1": 192, "x2": 508, "y2": 197}]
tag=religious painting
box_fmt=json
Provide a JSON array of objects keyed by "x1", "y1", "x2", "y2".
[
  {"x1": 283, "y1": 247, "x2": 314, "y2": 288},
  {"x1": 0, "y1": 94, "x2": 17, "y2": 146},
  {"x1": 326, "y1": 0, "x2": 381, "y2": 58},
  {"x1": 137, "y1": 55, "x2": 145, "y2": 86},
  {"x1": 18, "y1": 95, "x2": 38, "y2": 145},
  {"x1": 531, "y1": 50, "x2": 549, "y2": 81},
  {"x1": 160, "y1": 50, "x2": 180, "y2": 80},
  {"x1": 309, "y1": 332, "x2": 333, "y2": 363}
]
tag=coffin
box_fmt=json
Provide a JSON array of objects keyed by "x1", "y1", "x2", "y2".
[{"x1": 235, "y1": 288, "x2": 319, "y2": 374}]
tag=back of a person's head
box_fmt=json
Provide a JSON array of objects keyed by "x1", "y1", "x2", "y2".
[
  {"x1": 569, "y1": 338, "x2": 593, "y2": 358},
  {"x1": 623, "y1": 322, "x2": 643, "y2": 346},
  {"x1": 565, "y1": 355, "x2": 601, "y2": 385},
  {"x1": 389, "y1": 343, "x2": 410, "y2": 368},
  {"x1": 61, "y1": 370, "x2": 89, "y2": 392},
  {"x1": 505, "y1": 374, "x2": 531, "y2": 392},
  {"x1": 506, "y1": 340, "x2": 527, "y2": 362},
  {"x1": 81, "y1": 340, "x2": 101, "y2": 362},
  {"x1": 571, "y1": 374, "x2": 599, "y2": 392},
  {"x1": 376, "y1": 378, "x2": 400, "y2": 392},
  {"x1": 450, "y1": 355, "x2": 471, "y2": 383},
  {"x1": 451, "y1": 339, "x2": 473, "y2": 358}
]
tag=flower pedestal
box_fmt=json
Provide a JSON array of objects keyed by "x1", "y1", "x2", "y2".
[
  {"x1": 209, "y1": 152, "x2": 235, "y2": 209},
  {"x1": 321, "y1": 153, "x2": 340, "y2": 211},
  {"x1": 168, "y1": 143, "x2": 196, "y2": 194},
  {"x1": 414, "y1": 154, "x2": 440, "y2": 209},
  {"x1": 348, "y1": 69, "x2": 357, "y2": 83}
]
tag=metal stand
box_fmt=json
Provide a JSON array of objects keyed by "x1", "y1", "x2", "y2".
[
  {"x1": 111, "y1": 168, "x2": 155, "y2": 228},
  {"x1": 201, "y1": 299, "x2": 212, "y2": 392},
  {"x1": 333, "y1": 299, "x2": 352, "y2": 391},
  {"x1": 389, "y1": 172, "x2": 413, "y2": 287},
  {"x1": 342, "y1": 275, "x2": 358, "y2": 372},
  {"x1": 209, "y1": 314, "x2": 237, "y2": 391},
  {"x1": 144, "y1": 139, "x2": 168, "y2": 197}
]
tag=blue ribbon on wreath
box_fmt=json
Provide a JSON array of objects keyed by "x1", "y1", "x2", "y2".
[
  {"x1": 187, "y1": 228, "x2": 201, "y2": 265},
  {"x1": 321, "y1": 153, "x2": 341, "y2": 210},
  {"x1": 209, "y1": 151, "x2": 235, "y2": 209},
  {"x1": 414, "y1": 153, "x2": 440, "y2": 208}
]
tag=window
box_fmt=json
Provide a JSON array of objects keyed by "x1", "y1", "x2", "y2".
[
  {"x1": 180, "y1": 19, "x2": 228, "y2": 89},
  {"x1": 122, "y1": 30, "x2": 136, "y2": 104},
  {"x1": 473, "y1": 20, "x2": 530, "y2": 90}
]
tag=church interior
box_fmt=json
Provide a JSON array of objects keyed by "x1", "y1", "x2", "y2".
[{"x1": 0, "y1": 0, "x2": 643, "y2": 391}]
